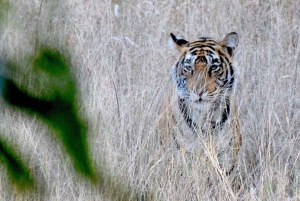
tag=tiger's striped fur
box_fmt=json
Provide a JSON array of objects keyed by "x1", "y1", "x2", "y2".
[{"x1": 159, "y1": 32, "x2": 242, "y2": 174}]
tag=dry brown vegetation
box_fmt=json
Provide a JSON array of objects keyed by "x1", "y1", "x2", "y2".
[{"x1": 0, "y1": 0, "x2": 300, "y2": 200}]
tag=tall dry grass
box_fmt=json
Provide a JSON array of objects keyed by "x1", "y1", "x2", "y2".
[{"x1": 0, "y1": 0, "x2": 300, "y2": 200}]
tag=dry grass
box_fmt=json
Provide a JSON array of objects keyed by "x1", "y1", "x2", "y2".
[{"x1": 0, "y1": 0, "x2": 300, "y2": 200}]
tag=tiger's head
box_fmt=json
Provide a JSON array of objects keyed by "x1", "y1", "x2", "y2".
[{"x1": 169, "y1": 32, "x2": 239, "y2": 102}]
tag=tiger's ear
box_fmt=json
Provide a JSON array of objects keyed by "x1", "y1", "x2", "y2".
[
  {"x1": 220, "y1": 32, "x2": 239, "y2": 57},
  {"x1": 169, "y1": 33, "x2": 189, "y2": 52}
]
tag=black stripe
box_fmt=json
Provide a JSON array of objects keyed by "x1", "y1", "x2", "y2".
[
  {"x1": 178, "y1": 99, "x2": 198, "y2": 131},
  {"x1": 195, "y1": 56, "x2": 207, "y2": 63},
  {"x1": 220, "y1": 55, "x2": 229, "y2": 65},
  {"x1": 221, "y1": 64, "x2": 235, "y2": 89},
  {"x1": 219, "y1": 99, "x2": 230, "y2": 129},
  {"x1": 208, "y1": 67, "x2": 213, "y2": 77},
  {"x1": 189, "y1": 41, "x2": 217, "y2": 46},
  {"x1": 189, "y1": 46, "x2": 216, "y2": 53},
  {"x1": 227, "y1": 75, "x2": 235, "y2": 89}
]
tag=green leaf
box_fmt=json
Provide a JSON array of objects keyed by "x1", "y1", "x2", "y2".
[
  {"x1": 0, "y1": 0, "x2": 9, "y2": 23},
  {"x1": 0, "y1": 47, "x2": 96, "y2": 180},
  {"x1": 0, "y1": 137, "x2": 35, "y2": 191},
  {"x1": 0, "y1": 48, "x2": 154, "y2": 199}
]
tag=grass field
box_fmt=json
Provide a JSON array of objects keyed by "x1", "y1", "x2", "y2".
[{"x1": 0, "y1": 0, "x2": 300, "y2": 200}]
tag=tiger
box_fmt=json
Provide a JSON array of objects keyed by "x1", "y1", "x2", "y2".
[{"x1": 159, "y1": 32, "x2": 242, "y2": 175}]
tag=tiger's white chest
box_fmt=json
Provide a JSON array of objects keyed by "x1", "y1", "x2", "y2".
[
  {"x1": 171, "y1": 91, "x2": 231, "y2": 140},
  {"x1": 186, "y1": 95, "x2": 229, "y2": 129}
]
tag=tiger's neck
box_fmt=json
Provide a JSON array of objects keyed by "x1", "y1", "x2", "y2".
[{"x1": 178, "y1": 92, "x2": 232, "y2": 134}]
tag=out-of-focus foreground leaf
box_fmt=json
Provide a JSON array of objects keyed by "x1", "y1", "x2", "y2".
[
  {"x1": 0, "y1": 137, "x2": 34, "y2": 190},
  {"x1": 0, "y1": 0, "x2": 36, "y2": 192},
  {"x1": 0, "y1": 47, "x2": 96, "y2": 181},
  {"x1": 0, "y1": 0, "x2": 9, "y2": 23},
  {"x1": 0, "y1": 47, "x2": 154, "y2": 199}
]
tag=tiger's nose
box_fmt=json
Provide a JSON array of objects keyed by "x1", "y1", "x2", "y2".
[{"x1": 190, "y1": 90, "x2": 204, "y2": 102}]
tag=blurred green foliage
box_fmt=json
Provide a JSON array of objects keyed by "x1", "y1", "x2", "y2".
[
  {"x1": 0, "y1": 48, "x2": 153, "y2": 200},
  {"x1": 1, "y1": 47, "x2": 96, "y2": 181},
  {"x1": 0, "y1": 1, "x2": 153, "y2": 200},
  {"x1": 0, "y1": 0, "x2": 9, "y2": 22},
  {"x1": 0, "y1": 138, "x2": 35, "y2": 191}
]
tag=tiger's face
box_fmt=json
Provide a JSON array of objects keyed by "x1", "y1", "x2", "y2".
[{"x1": 170, "y1": 33, "x2": 239, "y2": 103}]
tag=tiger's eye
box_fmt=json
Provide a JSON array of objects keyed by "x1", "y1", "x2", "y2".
[
  {"x1": 184, "y1": 65, "x2": 192, "y2": 72},
  {"x1": 210, "y1": 65, "x2": 219, "y2": 71}
]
